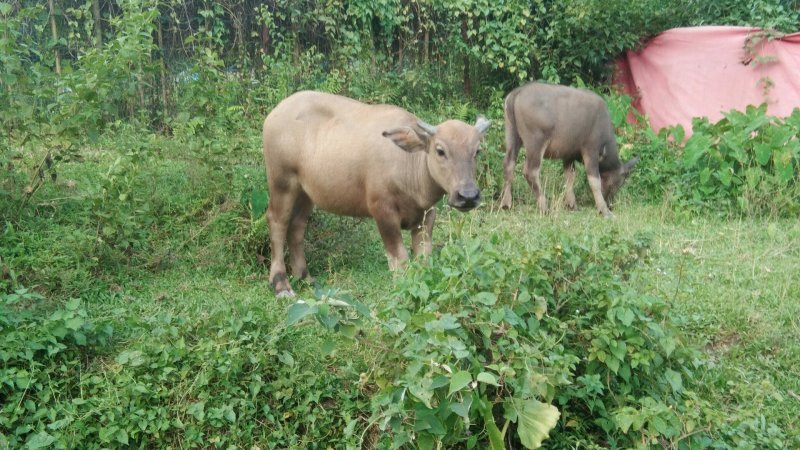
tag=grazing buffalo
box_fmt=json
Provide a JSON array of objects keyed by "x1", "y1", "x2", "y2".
[
  {"x1": 500, "y1": 82, "x2": 639, "y2": 217},
  {"x1": 263, "y1": 91, "x2": 490, "y2": 296}
]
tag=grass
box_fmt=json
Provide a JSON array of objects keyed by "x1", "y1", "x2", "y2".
[{"x1": 2, "y1": 132, "x2": 799, "y2": 448}]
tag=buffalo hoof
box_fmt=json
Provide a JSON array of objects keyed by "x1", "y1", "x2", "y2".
[
  {"x1": 276, "y1": 289, "x2": 296, "y2": 299},
  {"x1": 499, "y1": 192, "x2": 513, "y2": 210},
  {"x1": 271, "y1": 273, "x2": 294, "y2": 297}
]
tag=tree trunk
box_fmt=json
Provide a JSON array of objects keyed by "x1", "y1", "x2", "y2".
[
  {"x1": 157, "y1": 16, "x2": 169, "y2": 123},
  {"x1": 48, "y1": 0, "x2": 61, "y2": 75},
  {"x1": 461, "y1": 19, "x2": 471, "y2": 96},
  {"x1": 92, "y1": 0, "x2": 102, "y2": 49},
  {"x1": 423, "y1": 28, "x2": 429, "y2": 65}
]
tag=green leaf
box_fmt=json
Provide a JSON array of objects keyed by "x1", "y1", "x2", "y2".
[
  {"x1": 286, "y1": 301, "x2": 316, "y2": 326},
  {"x1": 115, "y1": 429, "x2": 129, "y2": 445},
  {"x1": 478, "y1": 398, "x2": 506, "y2": 450},
  {"x1": 320, "y1": 339, "x2": 336, "y2": 356},
  {"x1": 617, "y1": 308, "x2": 635, "y2": 326},
  {"x1": 473, "y1": 292, "x2": 497, "y2": 305},
  {"x1": 450, "y1": 394, "x2": 473, "y2": 418},
  {"x1": 115, "y1": 350, "x2": 144, "y2": 367},
  {"x1": 533, "y1": 296, "x2": 547, "y2": 320},
  {"x1": 25, "y1": 431, "x2": 56, "y2": 449},
  {"x1": 510, "y1": 398, "x2": 560, "y2": 449},
  {"x1": 224, "y1": 407, "x2": 236, "y2": 423},
  {"x1": 664, "y1": 368, "x2": 683, "y2": 393},
  {"x1": 448, "y1": 371, "x2": 472, "y2": 396},
  {"x1": 65, "y1": 298, "x2": 81, "y2": 311},
  {"x1": 187, "y1": 401, "x2": 205, "y2": 420},
  {"x1": 477, "y1": 372, "x2": 499, "y2": 386},
  {"x1": 754, "y1": 142, "x2": 772, "y2": 166},
  {"x1": 0, "y1": 2, "x2": 12, "y2": 16},
  {"x1": 64, "y1": 317, "x2": 84, "y2": 331},
  {"x1": 414, "y1": 406, "x2": 446, "y2": 435}
]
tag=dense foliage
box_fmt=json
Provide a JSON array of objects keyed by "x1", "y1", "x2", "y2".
[{"x1": 612, "y1": 100, "x2": 800, "y2": 218}]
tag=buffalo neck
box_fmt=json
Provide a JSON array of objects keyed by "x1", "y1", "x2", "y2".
[{"x1": 405, "y1": 151, "x2": 446, "y2": 209}]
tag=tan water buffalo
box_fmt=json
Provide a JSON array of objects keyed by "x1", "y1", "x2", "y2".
[
  {"x1": 263, "y1": 91, "x2": 490, "y2": 296},
  {"x1": 500, "y1": 82, "x2": 639, "y2": 217}
]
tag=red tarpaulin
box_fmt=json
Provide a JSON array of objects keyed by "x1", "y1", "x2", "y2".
[{"x1": 615, "y1": 26, "x2": 800, "y2": 136}]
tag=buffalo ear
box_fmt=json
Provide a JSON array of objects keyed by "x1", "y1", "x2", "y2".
[
  {"x1": 621, "y1": 156, "x2": 640, "y2": 176},
  {"x1": 383, "y1": 126, "x2": 429, "y2": 153}
]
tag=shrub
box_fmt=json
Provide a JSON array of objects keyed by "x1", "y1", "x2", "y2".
[
  {"x1": 292, "y1": 233, "x2": 733, "y2": 448},
  {"x1": 676, "y1": 105, "x2": 800, "y2": 217}
]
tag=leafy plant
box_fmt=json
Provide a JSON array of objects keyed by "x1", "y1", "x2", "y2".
[
  {"x1": 293, "y1": 233, "x2": 731, "y2": 448},
  {"x1": 676, "y1": 105, "x2": 800, "y2": 216}
]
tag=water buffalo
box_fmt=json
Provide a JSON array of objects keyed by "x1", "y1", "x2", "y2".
[
  {"x1": 263, "y1": 91, "x2": 490, "y2": 296},
  {"x1": 500, "y1": 82, "x2": 638, "y2": 217}
]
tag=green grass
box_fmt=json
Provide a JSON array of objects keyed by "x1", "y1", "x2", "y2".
[{"x1": 2, "y1": 133, "x2": 799, "y2": 448}]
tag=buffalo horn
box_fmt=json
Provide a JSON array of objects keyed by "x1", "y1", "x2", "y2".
[{"x1": 417, "y1": 120, "x2": 438, "y2": 136}]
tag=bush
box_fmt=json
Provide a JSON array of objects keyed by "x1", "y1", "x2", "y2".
[
  {"x1": 0, "y1": 290, "x2": 368, "y2": 449},
  {"x1": 676, "y1": 105, "x2": 800, "y2": 217},
  {"x1": 292, "y1": 233, "x2": 738, "y2": 448}
]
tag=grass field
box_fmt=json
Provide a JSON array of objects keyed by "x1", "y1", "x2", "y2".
[{"x1": 2, "y1": 130, "x2": 799, "y2": 448}]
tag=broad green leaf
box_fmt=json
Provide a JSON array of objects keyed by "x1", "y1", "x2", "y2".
[
  {"x1": 286, "y1": 301, "x2": 316, "y2": 326},
  {"x1": 682, "y1": 134, "x2": 711, "y2": 167},
  {"x1": 47, "y1": 418, "x2": 73, "y2": 430},
  {"x1": 320, "y1": 339, "x2": 336, "y2": 356},
  {"x1": 116, "y1": 429, "x2": 129, "y2": 445},
  {"x1": 510, "y1": 398, "x2": 560, "y2": 449},
  {"x1": 477, "y1": 372, "x2": 499, "y2": 386},
  {"x1": 617, "y1": 308, "x2": 635, "y2": 326},
  {"x1": 448, "y1": 371, "x2": 472, "y2": 396},
  {"x1": 754, "y1": 142, "x2": 772, "y2": 166},
  {"x1": 278, "y1": 351, "x2": 294, "y2": 367},
  {"x1": 224, "y1": 407, "x2": 236, "y2": 423},
  {"x1": 64, "y1": 317, "x2": 84, "y2": 331},
  {"x1": 65, "y1": 298, "x2": 81, "y2": 310},
  {"x1": 187, "y1": 401, "x2": 205, "y2": 420},
  {"x1": 26, "y1": 431, "x2": 56, "y2": 449},
  {"x1": 339, "y1": 323, "x2": 357, "y2": 338},
  {"x1": 416, "y1": 432, "x2": 435, "y2": 450},
  {"x1": 450, "y1": 394, "x2": 473, "y2": 418},
  {"x1": 664, "y1": 368, "x2": 683, "y2": 393},
  {"x1": 414, "y1": 406, "x2": 446, "y2": 435},
  {"x1": 435, "y1": 313, "x2": 461, "y2": 330},
  {"x1": 614, "y1": 407, "x2": 638, "y2": 433},
  {"x1": 431, "y1": 375, "x2": 450, "y2": 389},
  {"x1": 473, "y1": 292, "x2": 497, "y2": 305}
]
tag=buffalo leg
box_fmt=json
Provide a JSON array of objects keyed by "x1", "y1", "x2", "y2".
[
  {"x1": 522, "y1": 134, "x2": 550, "y2": 214},
  {"x1": 370, "y1": 201, "x2": 408, "y2": 270},
  {"x1": 500, "y1": 121, "x2": 523, "y2": 209},
  {"x1": 267, "y1": 179, "x2": 300, "y2": 297},
  {"x1": 564, "y1": 160, "x2": 577, "y2": 210},
  {"x1": 411, "y1": 208, "x2": 435, "y2": 257},
  {"x1": 582, "y1": 150, "x2": 613, "y2": 218},
  {"x1": 288, "y1": 191, "x2": 314, "y2": 283}
]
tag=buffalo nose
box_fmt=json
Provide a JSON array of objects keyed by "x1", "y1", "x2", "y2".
[{"x1": 457, "y1": 187, "x2": 481, "y2": 205}]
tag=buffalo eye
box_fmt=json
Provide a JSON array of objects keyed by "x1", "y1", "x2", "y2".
[{"x1": 435, "y1": 146, "x2": 445, "y2": 157}]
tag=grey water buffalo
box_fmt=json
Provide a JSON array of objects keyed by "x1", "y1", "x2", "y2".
[
  {"x1": 500, "y1": 82, "x2": 639, "y2": 217},
  {"x1": 263, "y1": 91, "x2": 490, "y2": 296}
]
